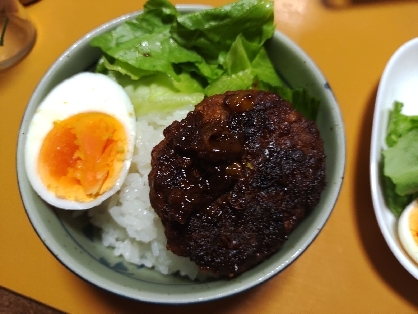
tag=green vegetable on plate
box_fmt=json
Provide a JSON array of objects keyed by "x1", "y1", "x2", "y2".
[
  {"x1": 90, "y1": 0, "x2": 319, "y2": 119},
  {"x1": 382, "y1": 101, "x2": 418, "y2": 216}
]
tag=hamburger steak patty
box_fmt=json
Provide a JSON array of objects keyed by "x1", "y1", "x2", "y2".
[{"x1": 149, "y1": 90, "x2": 326, "y2": 277}]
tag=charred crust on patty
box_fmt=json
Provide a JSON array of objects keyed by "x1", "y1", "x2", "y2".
[{"x1": 149, "y1": 90, "x2": 326, "y2": 277}]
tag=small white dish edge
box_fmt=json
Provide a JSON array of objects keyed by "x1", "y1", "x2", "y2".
[{"x1": 370, "y1": 37, "x2": 418, "y2": 280}]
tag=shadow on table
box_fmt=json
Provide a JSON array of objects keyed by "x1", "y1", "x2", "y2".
[
  {"x1": 323, "y1": 0, "x2": 415, "y2": 8},
  {"x1": 353, "y1": 83, "x2": 418, "y2": 308}
]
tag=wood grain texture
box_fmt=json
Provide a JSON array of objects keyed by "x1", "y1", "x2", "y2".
[{"x1": 0, "y1": 286, "x2": 64, "y2": 314}]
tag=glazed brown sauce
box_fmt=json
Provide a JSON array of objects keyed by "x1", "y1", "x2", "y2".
[
  {"x1": 149, "y1": 90, "x2": 326, "y2": 277},
  {"x1": 224, "y1": 92, "x2": 256, "y2": 113}
]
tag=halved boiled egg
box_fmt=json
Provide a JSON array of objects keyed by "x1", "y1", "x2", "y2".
[
  {"x1": 25, "y1": 72, "x2": 136, "y2": 210},
  {"x1": 398, "y1": 200, "x2": 418, "y2": 264}
]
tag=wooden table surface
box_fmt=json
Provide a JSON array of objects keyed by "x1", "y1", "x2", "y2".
[{"x1": 1, "y1": 0, "x2": 418, "y2": 313}]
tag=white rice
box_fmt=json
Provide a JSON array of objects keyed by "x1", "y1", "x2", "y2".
[{"x1": 88, "y1": 104, "x2": 202, "y2": 279}]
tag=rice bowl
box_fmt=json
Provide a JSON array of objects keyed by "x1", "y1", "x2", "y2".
[
  {"x1": 88, "y1": 105, "x2": 203, "y2": 280},
  {"x1": 16, "y1": 4, "x2": 345, "y2": 304}
]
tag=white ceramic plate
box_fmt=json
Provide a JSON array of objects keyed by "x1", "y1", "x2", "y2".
[{"x1": 370, "y1": 37, "x2": 418, "y2": 280}]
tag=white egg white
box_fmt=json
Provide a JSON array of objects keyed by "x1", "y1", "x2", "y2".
[
  {"x1": 398, "y1": 200, "x2": 418, "y2": 264},
  {"x1": 25, "y1": 72, "x2": 136, "y2": 210}
]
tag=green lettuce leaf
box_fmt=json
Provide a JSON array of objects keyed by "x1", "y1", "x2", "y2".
[
  {"x1": 171, "y1": 0, "x2": 275, "y2": 62},
  {"x1": 386, "y1": 101, "x2": 418, "y2": 147},
  {"x1": 382, "y1": 101, "x2": 418, "y2": 216},
  {"x1": 383, "y1": 129, "x2": 418, "y2": 195},
  {"x1": 381, "y1": 175, "x2": 414, "y2": 217},
  {"x1": 90, "y1": 0, "x2": 319, "y2": 119},
  {"x1": 109, "y1": 71, "x2": 204, "y2": 116},
  {"x1": 284, "y1": 88, "x2": 320, "y2": 121},
  {"x1": 205, "y1": 35, "x2": 284, "y2": 96}
]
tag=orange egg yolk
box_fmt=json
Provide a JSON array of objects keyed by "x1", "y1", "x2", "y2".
[
  {"x1": 410, "y1": 206, "x2": 418, "y2": 246},
  {"x1": 38, "y1": 112, "x2": 128, "y2": 202}
]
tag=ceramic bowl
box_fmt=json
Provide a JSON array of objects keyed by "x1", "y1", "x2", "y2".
[{"x1": 16, "y1": 5, "x2": 346, "y2": 304}]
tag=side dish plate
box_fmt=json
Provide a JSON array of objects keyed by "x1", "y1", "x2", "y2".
[{"x1": 370, "y1": 37, "x2": 418, "y2": 280}]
